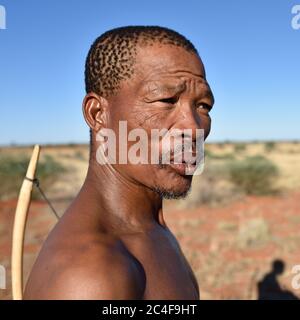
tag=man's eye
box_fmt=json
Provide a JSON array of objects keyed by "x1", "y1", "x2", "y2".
[
  {"x1": 197, "y1": 103, "x2": 212, "y2": 112},
  {"x1": 158, "y1": 96, "x2": 178, "y2": 104}
]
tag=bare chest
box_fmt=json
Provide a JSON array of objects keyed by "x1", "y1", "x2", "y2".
[{"x1": 121, "y1": 226, "x2": 199, "y2": 300}]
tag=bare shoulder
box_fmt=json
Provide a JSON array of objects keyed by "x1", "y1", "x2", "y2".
[{"x1": 24, "y1": 234, "x2": 146, "y2": 300}]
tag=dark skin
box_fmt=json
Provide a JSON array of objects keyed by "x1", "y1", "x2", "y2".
[{"x1": 24, "y1": 43, "x2": 214, "y2": 299}]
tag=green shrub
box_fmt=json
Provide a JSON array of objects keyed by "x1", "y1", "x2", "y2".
[
  {"x1": 212, "y1": 153, "x2": 235, "y2": 160},
  {"x1": 264, "y1": 141, "x2": 276, "y2": 152},
  {"x1": 175, "y1": 161, "x2": 243, "y2": 209},
  {"x1": 205, "y1": 149, "x2": 235, "y2": 160},
  {"x1": 238, "y1": 218, "x2": 270, "y2": 248},
  {"x1": 234, "y1": 143, "x2": 246, "y2": 153},
  {"x1": 0, "y1": 155, "x2": 66, "y2": 200},
  {"x1": 216, "y1": 142, "x2": 226, "y2": 148},
  {"x1": 74, "y1": 151, "x2": 86, "y2": 161},
  {"x1": 228, "y1": 155, "x2": 279, "y2": 195}
]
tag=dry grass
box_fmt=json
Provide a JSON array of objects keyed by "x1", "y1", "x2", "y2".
[
  {"x1": 1, "y1": 141, "x2": 300, "y2": 206},
  {"x1": 1, "y1": 141, "x2": 300, "y2": 300}
]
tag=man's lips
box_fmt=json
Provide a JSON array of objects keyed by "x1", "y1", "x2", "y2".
[
  {"x1": 169, "y1": 162, "x2": 198, "y2": 176},
  {"x1": 169, "y1": 149, "x2": 200, "y2": 175},
  {"x1": 169, "y1": 152, "x2": 198, "y2": 165},
  {"x1": 160, "y1": 149, "x2": 200, "y2": 175}
]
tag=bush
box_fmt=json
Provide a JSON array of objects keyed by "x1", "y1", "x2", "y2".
[
  {"x1": 205, "y1": 150, "x2": 235, "y2": 160},
  {"x1": 234, "y1": 143, "x2": 246, "y2": 153},
  {"x1": 0, "y1": 155, "x2": 66, "y2": 200},
  {"x1": 74, "y1": 151, "x2": 86, "y2": 161},
  {"x1": 238, "y1": 218, "x2": 270, "y2": 248},
  {"x1": 175, "y1": 161, "x2": 243, "y2": 209},
  {"x1": 228, "y1": 155, "x2": 279, "y2": 195},
  {"x1": 264, "y1": 141, "x2": 276, "y2": 152}
]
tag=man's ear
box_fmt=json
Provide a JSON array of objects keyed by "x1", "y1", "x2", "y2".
[{"x1": 82, "y1": 93, "x2": 108, "y2": 131}]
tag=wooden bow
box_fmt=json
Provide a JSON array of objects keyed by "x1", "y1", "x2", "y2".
[{"x1": 11, "y1": 144, "x2": 40, "y2": 300}]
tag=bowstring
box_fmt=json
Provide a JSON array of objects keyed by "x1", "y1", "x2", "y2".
[{"x1": 24, "y1": 176, "x2": 60, "y2": 220}]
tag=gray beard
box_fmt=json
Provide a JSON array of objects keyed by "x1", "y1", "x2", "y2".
[
  {"x1": 153, "y1": 185, "x2": 192, "y2": 200},
  {"x1": 155, "y1": 159, "x2": 192, "y2": 199}
]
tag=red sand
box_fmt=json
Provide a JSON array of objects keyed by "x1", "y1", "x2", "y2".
[{"x1": 1, "y1": 192, "x2": 300, "y2": 300}]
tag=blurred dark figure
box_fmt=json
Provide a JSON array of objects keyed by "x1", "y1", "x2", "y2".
[{"x1": 258, "y1": 259, "x2": 299, "y2": 300}]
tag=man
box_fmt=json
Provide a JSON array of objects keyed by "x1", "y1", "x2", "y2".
[{"x1": 24, "y1": 26, "x2": 214, "y2": 299}]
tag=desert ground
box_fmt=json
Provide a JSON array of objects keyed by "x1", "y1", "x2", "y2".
[{"x1": 1, "y1": 141, "x2": 300, "y2": 300}]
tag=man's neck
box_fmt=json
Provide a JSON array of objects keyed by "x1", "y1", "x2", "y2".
[{"x1": 71, "y1": 160, "x2": 166, "y2": 235}]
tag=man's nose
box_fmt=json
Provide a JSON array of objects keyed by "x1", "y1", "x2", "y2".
[{"x1": 174, "y1": 102, "x2": 202, "y2": 141}]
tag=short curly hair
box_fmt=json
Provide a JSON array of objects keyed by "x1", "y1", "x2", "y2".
[{"x1": 84, "y1": 25, "x2": 198, "y2": 98}]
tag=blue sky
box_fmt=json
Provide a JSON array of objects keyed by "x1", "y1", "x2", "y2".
[{"x1": 0, "y1": 0, "x2": 299, "y2": 145}]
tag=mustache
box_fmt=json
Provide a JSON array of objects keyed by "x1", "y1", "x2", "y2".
[{"x1": 160, "y1": 139, "x2": 201, "y2": 164}]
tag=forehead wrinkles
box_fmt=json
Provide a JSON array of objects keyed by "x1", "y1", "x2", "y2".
[
  {"x1": 140, "y1": 74, "x2": 210, "y2": 98},
  {"x1": 143, "y1": 80, "x2": 186, "y2": 96},
  {"x1": 135, "y1": 57, "x2": 204, "y2": 86},
  {"x1": 184, "y1": 77, "x2": 210, "y2": 95}
]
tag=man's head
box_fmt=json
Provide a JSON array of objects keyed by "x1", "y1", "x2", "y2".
[{"x1": 83, "y1": 26, "x2": 214, "y2": 199}]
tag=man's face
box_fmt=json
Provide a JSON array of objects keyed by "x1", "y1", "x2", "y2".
[{"x1": 105, "y1": 43, "x2": 214, "y2": 198}]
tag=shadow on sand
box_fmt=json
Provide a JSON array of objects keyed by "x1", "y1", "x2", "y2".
[{"x1": 257, "y1": 259, "x2": 299, "y2": 300}]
